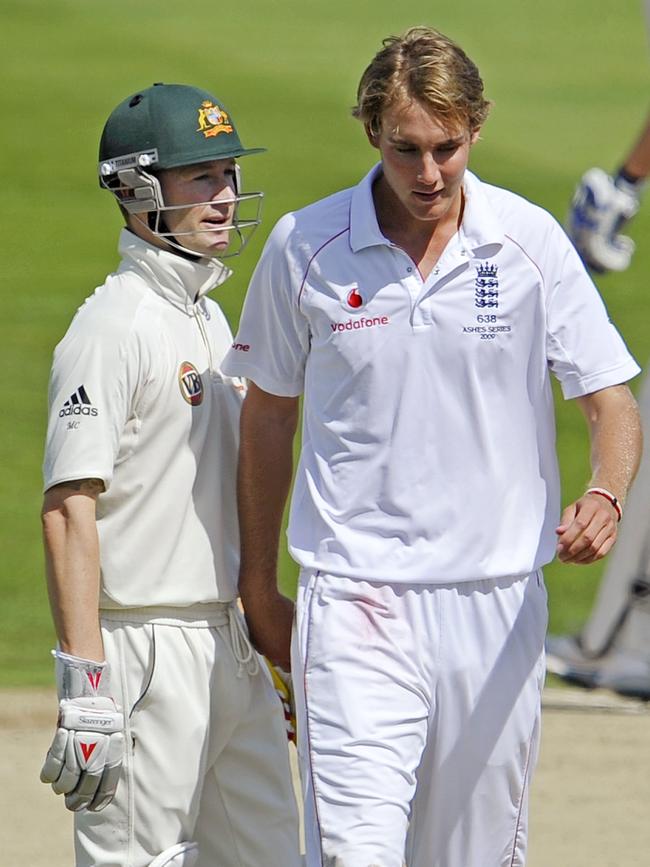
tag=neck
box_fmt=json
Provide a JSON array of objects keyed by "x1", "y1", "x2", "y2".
[{"x1": 373, "y1": 175, "x2": 464, "y2": 278}]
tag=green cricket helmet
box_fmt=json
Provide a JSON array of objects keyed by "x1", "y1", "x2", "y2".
[{"x1": 98, "y1": 83, "x2": 265, "y2": 258}]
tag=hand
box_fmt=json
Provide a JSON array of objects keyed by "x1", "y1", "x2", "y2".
[
  {"x1": 555, "y1": 492, "x2": 619, "y2": 564},
  {"x1": 567, "y1": 167, "x2": 639, "y2": 272},
  {"x1": 240, "y1": 584, "x2": 294, "y2": 670},
  {"x1": 40, "y1": 651, "x2": 124, "y2": 811}
]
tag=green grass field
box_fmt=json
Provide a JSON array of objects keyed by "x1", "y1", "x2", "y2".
[{"x1": 1, "y1": 0, "x2": 648, "y2": 685}]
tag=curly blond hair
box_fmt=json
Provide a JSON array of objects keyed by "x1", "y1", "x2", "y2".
[{"x1": 352, "y1": 26, "x2": 492, "y2": 137}]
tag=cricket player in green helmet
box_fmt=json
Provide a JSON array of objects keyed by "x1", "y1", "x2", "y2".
[{"x1": 40, "y1": 83, "x2": 301, "y2": 867}]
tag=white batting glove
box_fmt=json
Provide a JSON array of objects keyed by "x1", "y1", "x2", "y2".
[
  {"x1": 567, "y1": 167, "x2": 641, "y2": 273},
  {"x1": 40, "y1": 650, "x2": 124, "y2": 812}
]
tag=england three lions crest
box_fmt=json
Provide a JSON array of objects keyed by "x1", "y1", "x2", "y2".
[{"x1": 475, "y1": 263, "x2": 498, "y2": 308}]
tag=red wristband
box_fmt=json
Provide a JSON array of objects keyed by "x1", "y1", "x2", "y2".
[{"x1": 586, "y1": 487, "x2": 622, "y2": 521}]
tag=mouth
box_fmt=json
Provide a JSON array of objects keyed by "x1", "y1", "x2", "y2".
[
  {"x1": 200, "y1": 215, "x2": 231, "y2": 230},
  {"x1": 412, "y1": 188, "x2": 443, "y2": 203}
]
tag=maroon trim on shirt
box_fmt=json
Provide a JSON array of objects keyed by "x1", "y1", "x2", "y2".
[{"x1": 297, "y1": 226, "x2": 350, "y2": 311}]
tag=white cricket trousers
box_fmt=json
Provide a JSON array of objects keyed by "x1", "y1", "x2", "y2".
[
  {"x1": 75, "y1": 604, "x2": 301, "y2": 867},
  {"x1": 293, "y1": 570, "x2": 548, "y2": 867}
]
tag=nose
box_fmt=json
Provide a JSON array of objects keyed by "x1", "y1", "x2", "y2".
[
  {"x1": 417, "y1": 153, "x2": 439, "y2": 186},
  {"x1": 213, "y1": 181, "x2": 235, "y2": 201},
  {"x1": 210, "y1": 183, "x2": 236, "y2": 211}
]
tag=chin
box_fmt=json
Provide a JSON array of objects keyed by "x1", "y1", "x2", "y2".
[
  {"x1": 424, "y1": 203, "x2": 453, "y2": 222},
  {"x1": 190, "y1": 236, "x2": 230, "y2": 256},
  {"x1": 410, "y1": 208, "x2": 444, "y2": 223}
]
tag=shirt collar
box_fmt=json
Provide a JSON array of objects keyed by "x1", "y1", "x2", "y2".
[
  {"x1": 459, "y1": 170, "x2": 505, "y2": 257},
  {"x1": 349, "y1": 164, "x2": 505, "y2": 258},
  {"x1": 117, "y1": 229, "x2": 232, "y2": 313},
  {"x1": 349, "y1": 164, "x2": 387, "y2": 253}
]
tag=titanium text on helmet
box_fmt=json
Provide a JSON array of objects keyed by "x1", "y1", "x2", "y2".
[{"x1": 98, "y1": 83, "x2": 266, "y2": 259}]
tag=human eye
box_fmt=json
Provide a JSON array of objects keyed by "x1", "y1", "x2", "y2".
[
  {"x1": 436, "y1": 140, "x2": 462, "y2": 155},
  {"x1": 186, "y1": 169, "x2": 211, "y2": 183},
  {"x1": 393, "y1": 143, "x2": 416, "y2": 154}
]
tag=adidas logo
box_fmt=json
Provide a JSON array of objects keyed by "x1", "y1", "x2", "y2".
[{"x1": 58, "y1": 385, "x2": 99, "y2": 418}]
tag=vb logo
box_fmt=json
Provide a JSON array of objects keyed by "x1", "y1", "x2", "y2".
[{"x1": 178, "y1": 362, "x2": 204, "y2": 406}]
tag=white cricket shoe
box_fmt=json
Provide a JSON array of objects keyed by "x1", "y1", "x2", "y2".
[{"x1": 546, "y1": 633, "x2": 650, "y2": 700}]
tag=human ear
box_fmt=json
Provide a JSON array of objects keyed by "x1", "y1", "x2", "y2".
[{"x1": 365, "y1": 122, "x2": 380, "y2": 150}]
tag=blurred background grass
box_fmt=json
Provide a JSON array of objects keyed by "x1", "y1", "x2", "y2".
[{"x1": 1, "y1": 0, "x2": 648, "y2": 685}]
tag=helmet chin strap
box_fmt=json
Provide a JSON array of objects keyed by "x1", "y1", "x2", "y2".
[{"x1": 148, "y1": 212, "x2": 203, "y2": 262}]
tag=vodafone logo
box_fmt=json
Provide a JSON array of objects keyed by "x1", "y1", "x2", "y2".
[
  {"x1": 333, "y1": 284, "x2": 389, "y2": 332},
  {"x1": 330, "y1": 315, "x2": 389, "y2": 333},
  {"x1": 178, "y1": 361, "x2": 204, "y2": 406},
  {"x1": 347, "y1": 287, "x2": 363, "y2": 309}
]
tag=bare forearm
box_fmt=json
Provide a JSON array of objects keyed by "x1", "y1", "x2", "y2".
[
  {"x1": 622, "y1": 114, "x2": 650, "y2": 180},
  {"x1": 557, "y1": 385, "x2": 643, "y2": 564},
  {"x1": 237, "y1": 387, "x2": 299, "y2": 595},
  {"x1": 41, "y1": 480, "x2": 104, "y2": 661},
  {"x1": 236, "y1": 385, "x2": 299, "y2": 667},
  {"x1": 579, "y1": 384, "x2": 643, "y2": 505}
]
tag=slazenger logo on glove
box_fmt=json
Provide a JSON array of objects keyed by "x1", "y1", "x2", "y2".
[
  {"x1": 80, "y1": 742, "x2": 98, "y2": 761},
  {"x1": 60, "y1": 703, "x2": 123, "y2": 732},
  {"x1": 78, "y1": 716, "x2": 115, "y2": 728}
]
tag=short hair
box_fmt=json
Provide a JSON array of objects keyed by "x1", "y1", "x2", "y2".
[{"x1": 352, "y1": 26, "x2": 492, "y2": 137}]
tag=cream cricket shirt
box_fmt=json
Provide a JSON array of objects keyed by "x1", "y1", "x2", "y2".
[
  {"x1": 222, "y1": 167, "x2": 640, "y2": 584},
  {"x1": 44, "y1": 230, "x2": 245, "y2": 607}
]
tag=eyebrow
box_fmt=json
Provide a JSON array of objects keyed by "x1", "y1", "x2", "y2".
[
  {"x1": 180, "y1": 160, "x2": 236, "y2": 176},
  {"x1": 388, "y1": 134, "x2": 464, "y2": 147}
]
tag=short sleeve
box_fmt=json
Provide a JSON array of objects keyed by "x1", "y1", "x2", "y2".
[
  {"x1": 43, "y1": 310, "x2": 138, "y2": 492},
  {"x1": 221, "y1": 214, "x2": 310, "y2": 396},
  {"x1": 544, "y1": 221, "x2": 640, "y2": 398}
]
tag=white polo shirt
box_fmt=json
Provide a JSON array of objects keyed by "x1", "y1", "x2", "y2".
[
  {"x1": 44, "y1": 229, "x2": 245, "y2": 607},
  {"x1": 222, "y1": 167, "x2": 640, "y2": 584}
]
